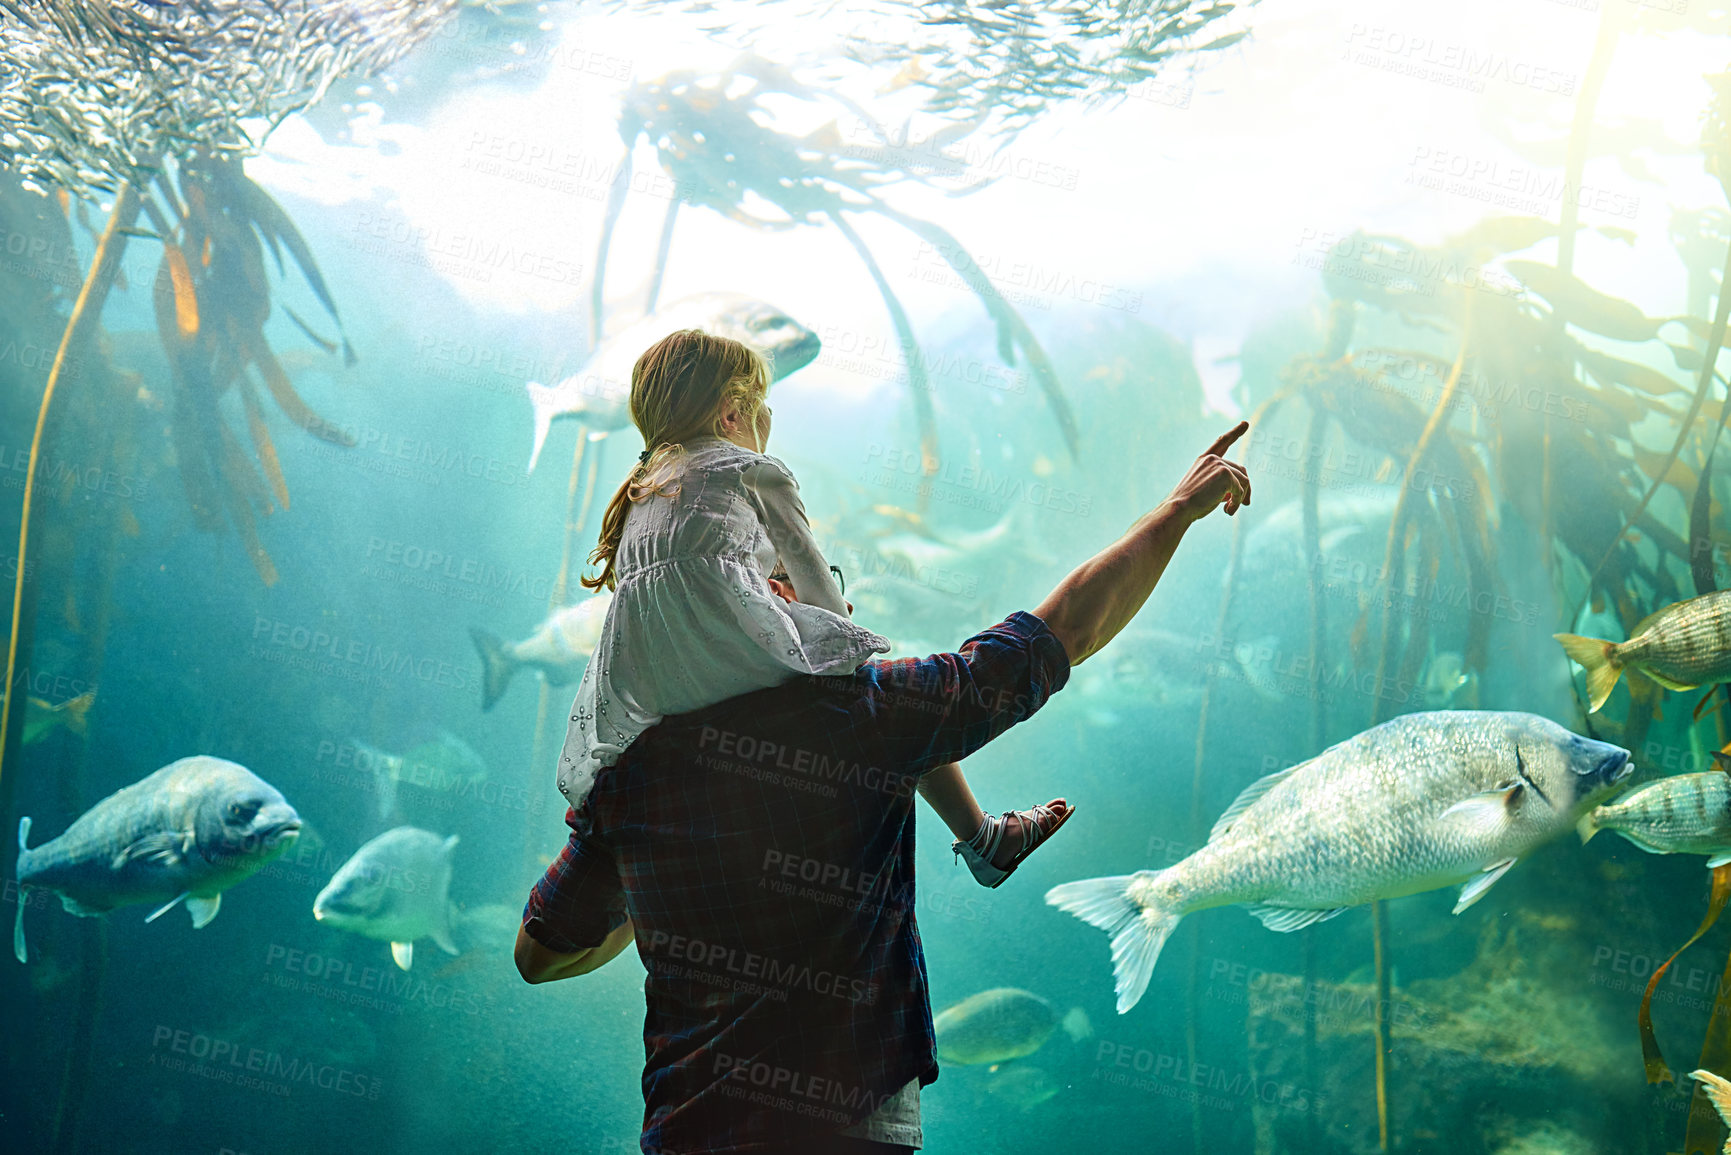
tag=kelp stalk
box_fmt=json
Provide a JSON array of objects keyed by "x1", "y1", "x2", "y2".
[{"x1": 0, "y1": 183, "x2": 137, "y2": 793}]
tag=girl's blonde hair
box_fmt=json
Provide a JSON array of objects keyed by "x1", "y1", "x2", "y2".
[{"x1": 581, "y1": 329, "x2": 771, "y2": 591}]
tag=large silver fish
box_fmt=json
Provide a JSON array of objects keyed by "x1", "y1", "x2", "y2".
[
  {"x1": 470, "y1": 592, "x2": 611, "y2": 710},
  {"x1": 1047, "y1": 711, "x2": 1631, "y2": 1013},
  {"x1": 1581, "y1": 768, "x2": 1731, "y2": 865},
  {"x1": 1556, "y1": 589, "x2": 1731, "y2": 712},
  {"x1": 14, "y1": 756, "x2": 301, "y2": 963},
  {"x1": 312, "y1": 826, "x2": 459, "y2": 971},
  {"x1": 525, "y1": 293, "x2": 822, "y2": 472}
]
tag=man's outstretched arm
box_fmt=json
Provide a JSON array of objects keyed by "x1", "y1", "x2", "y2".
[{"x1": 1035, "y1": 422, "x2": 1250, "y2": 666}]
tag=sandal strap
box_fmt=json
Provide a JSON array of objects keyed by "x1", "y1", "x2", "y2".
[{"x1": 965, "y1": 804, "x2": 1060, "y2": 865}]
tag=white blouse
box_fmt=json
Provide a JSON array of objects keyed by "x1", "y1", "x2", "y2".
[{"x1": 556, "y1": 436, "x2": 890, "y2": 805}]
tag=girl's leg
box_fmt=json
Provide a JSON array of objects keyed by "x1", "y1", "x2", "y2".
[
  {"x1": 916, "y1": 763, "x2": 987, "y2": 844},
  {"x1": 917, "y1": 763, "x2": 1069, "y2": 872}
]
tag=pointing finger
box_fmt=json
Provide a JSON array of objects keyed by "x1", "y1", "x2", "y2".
[{"x1": 1205, "y1": 420, "x2": 1250, "y2": 459}]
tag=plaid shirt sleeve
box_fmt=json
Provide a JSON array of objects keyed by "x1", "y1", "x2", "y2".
[
  {"x1": 521, "y1": 806, "x2": 630, "y2": 954},
  {"x1": 866, "y1": 609, "x2": 1072, "y2": 776}
]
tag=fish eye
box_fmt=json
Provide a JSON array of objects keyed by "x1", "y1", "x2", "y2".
[{"x1": 228, "y1": 800, "x2": 260, "y2": 824}]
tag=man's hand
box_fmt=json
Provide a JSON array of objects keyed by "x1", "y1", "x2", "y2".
[
  {"x1": 1165, "y1": 421, "x2": 1252, "y2": 522},
  {"x1": 1034, "y1": 422, "x2": 1254, "y2": 666}
]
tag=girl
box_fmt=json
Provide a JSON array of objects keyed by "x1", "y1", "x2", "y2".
[{"x1": 556, "y1": 328, "x2": 1072, "y2": 887}]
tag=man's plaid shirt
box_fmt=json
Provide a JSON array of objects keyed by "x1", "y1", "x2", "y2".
[{"x1": 523, "y1": 611, "x2": 1071, "y2": 1154}]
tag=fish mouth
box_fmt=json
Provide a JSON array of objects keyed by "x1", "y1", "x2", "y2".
[
  {"x1": 769, "y1": 331, "x2": 822, "y2": 380},
  {"x1": 1599, "y1": 749, "x2": 1633, "y2": 785},
  {"x1": 261, "y1": 819, "x2": 302, "y2": 849}
]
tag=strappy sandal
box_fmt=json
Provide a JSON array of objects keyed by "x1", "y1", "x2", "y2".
[{"x1": 951, "y1": 801, "x2": 1075, "y2": 889}]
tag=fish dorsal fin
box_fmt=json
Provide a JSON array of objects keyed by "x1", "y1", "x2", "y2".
[
  {"x1": 13, "y1": 886, "x2": 26, "y2": 964},
  {"x1": 1631, "y1": 605, "x2": 1671, "y2": 640},
  {"x1": 114, "y1": 829, "x2": 190, "y2": 871},
  {"x1": 1714, "y1": 752, "x2": 1731, "y2": 778},
  {"x1": 145, "y1": 892, "x2": 189, "y2": 924},
  {"x1": 1453, "y1": 858, "x2": 1517, "y2": 914},
  {"x1": 1210, "y1": 766, "x2": 1300, "y2": 843},
  {"x1": 1244, "y1": 904, "x2": 1348, "y2": 933},
  {"x1": 187, "y1": 894, "x2": 221, "y2": 929},
  {"x1": 391, "y1": 941, "x2": 415, "y2": 971},
  {"x1": 1439, "y1": 785, "x2": 1523, "y2": 840}
]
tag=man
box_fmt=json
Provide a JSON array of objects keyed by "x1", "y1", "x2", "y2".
[{"x1": 516, "y1": 423, "x2": 1253, "y2": 1155}]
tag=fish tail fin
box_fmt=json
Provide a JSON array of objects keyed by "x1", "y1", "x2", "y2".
[
  {"x1": 1554, "y1": 633, "x2": 1622, "y2": 712},
  {"x1": 526, "y1": 381, "x2": 561, "y2": 474},
  {"x1": 1060, "y1": 1006, "x2": 1093, "y2": 1042},
  {"x1": 14, "y1": 817, "x2": 29, "y2": 964},
  {"x1": 59, "y1": 690, "x2": 95, "y2": 736},
  {"x1": 1689, "y1": 1069, "x2": 1731, "y2": 1152},
  {"x1": 470, "y1": 628, "x2": 515, "y2": 711},
  {"x1": 1046, "y1": 873, "x2": 1179, "y2": 1014}
]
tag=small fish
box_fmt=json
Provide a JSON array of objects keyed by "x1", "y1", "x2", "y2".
[
  {"x1": 1557, "y1": 590, "x2": 1731, "y2": 712},
  {"x1": 1048, "y1": 712, "x2": 1631, "y2": 1013},
  {"x1": 312, "y1": 827, "x2": 459, "y2": 972},
  {"x1": 1581, "y1": 767, "x2": 1731, "y2": 864},
  {"x1": 1420, "y1": 651, "x2": 1476, "y2": 709},
  {"x1": 5, "y1": 688, "x2": 96, "y2": 745},
  {"x1": 934, "y1": 988, "x2": 1090, "y2": 1065},
  {"x1": 526, "y1": 294, "x2": 821, "y2": 471},
  {"x1": 14, "y1": 756, "x2": 301, "y2": 963},
  {"x1": 1692, "y1": 1069, "x2": 1731, "y2": 1155},
  {"x1": 983, "y1": 1066, "x2": 1061, "y2": 1112},
  {"x1": 352, "y1": 730, "x2": 489, "y2": 820},
  {"x1": 471, "y1": 593, "x2": 611, "y2": 710}
]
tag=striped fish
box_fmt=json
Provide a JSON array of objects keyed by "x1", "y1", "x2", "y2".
[
  {"x1": 1580, "y1": 766, "x2": 1731, "y2": 866},
  {"x1": 1556, "y1": 590, "x2": 1731, "y2": 712}
]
